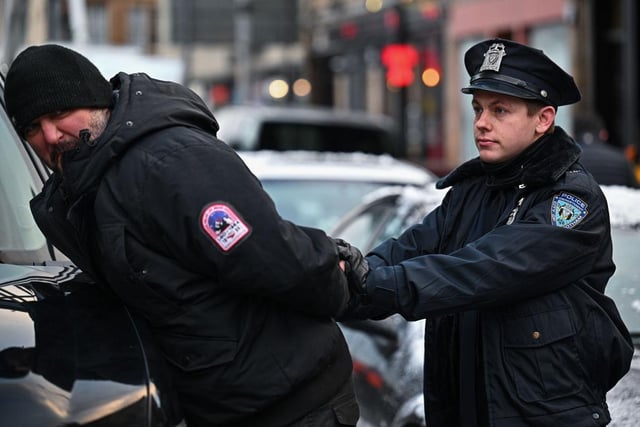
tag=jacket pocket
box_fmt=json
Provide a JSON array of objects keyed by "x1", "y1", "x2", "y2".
[
  {"x1": 155, "y1": 332, "x2": 237, "y2": 373},
  {"x1": 100, "y1": 224, "x2": 184, "y2": 321},
  {"x1": 102, "y1": 224, "x2": 238, "y2": 373},
  {"x1": 502, "y1": 307, "x2": 585, "y2": 403}
]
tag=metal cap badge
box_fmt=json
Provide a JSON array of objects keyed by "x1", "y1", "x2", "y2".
[{"x1": 479, "y1": 43, "x2": 506, "y2": 72}]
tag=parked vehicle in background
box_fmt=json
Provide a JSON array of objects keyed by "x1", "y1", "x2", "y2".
[
  {"x1": 331, "y1": 184, "x2": 640, "y2": 427},
  {"x1": 0, "y1": 73, "x2": 184, "y2": 426},
  {"x1": 239, "y1": 150, "x2": 437, "y2": 231},
  {"x1": 216, "y1": 104, "x2": 399, "y2": 156}
]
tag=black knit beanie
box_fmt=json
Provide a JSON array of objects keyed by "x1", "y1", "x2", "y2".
[{"x1": 4, "y1": 44, "x2": 113, "y2": 136}]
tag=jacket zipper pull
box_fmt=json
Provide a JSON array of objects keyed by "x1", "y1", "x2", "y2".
[{"x1": 506, "y1": 184, "x2": 526, "y2": 225}]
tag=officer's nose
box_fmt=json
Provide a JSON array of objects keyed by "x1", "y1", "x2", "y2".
[{"x1": 475, "y1": 111, "x2": 491, "y2": 130}]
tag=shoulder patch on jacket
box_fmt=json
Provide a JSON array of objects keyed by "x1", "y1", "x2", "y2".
[
  {"x1": 550, "y1": 192, "x2": 588, "y2": 228},
  {"x1": 200, "y1": 202, "x2": 251, "y2": 251}
]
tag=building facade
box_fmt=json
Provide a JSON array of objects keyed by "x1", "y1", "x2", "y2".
[{"x1": 1, "y1": 0, "x2": 638, "y2": 172}]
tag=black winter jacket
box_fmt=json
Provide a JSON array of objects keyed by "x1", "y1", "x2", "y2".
[
  {"x1": 30, "y1": 73, "x2": 354, "y2": 426},
  {"x1": 349, "y1": 129, "x2": 633, "y2": 426}
]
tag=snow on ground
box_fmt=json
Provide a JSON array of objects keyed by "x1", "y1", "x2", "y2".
[{"x1": 602, "y1": 185, "x2": 640, "y2": 227}]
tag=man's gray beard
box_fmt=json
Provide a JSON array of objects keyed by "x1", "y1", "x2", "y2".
[
  {"x1": 53, "y1": 109, "x2": 110, "y2": 171},
  {"x1": 88, "y1": 109, "x2": 110, "y2": 141}
]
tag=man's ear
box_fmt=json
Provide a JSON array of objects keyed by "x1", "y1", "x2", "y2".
[{"x1": 536, "y1": 105, "x2": 556, "y2": 134}]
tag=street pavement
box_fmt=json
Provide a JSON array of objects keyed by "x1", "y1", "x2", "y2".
[{"x1": 608, "y1": 349, "x2": 640, "y2": 426}]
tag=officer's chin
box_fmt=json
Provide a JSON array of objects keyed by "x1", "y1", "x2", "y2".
[{"x1": 477, "y1": 148, "x2": 502, "y2": 164}]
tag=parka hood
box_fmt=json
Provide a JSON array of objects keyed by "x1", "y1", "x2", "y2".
[{"x1": 60, "y1": 72, "x2": 219, "y2": 200}]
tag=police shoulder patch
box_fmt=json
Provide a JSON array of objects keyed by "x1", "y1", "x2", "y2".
[
  {"x1": 200, "y1": 202, "x2": 251, "y2": 252},
  {"x1": 550, "y1": 192, "x2": 588, "y2": 228}
]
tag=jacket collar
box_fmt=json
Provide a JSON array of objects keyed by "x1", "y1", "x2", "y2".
[{"x1": 437, "y1": 127, "x2": 581, "y2": 190}]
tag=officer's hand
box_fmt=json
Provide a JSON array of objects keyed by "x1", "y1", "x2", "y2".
[{"x1": 333, "y1": 238, "x2": 369, "y2": 301}]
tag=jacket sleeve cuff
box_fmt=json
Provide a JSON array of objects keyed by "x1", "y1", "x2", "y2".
[{"x1": 365, "y1": 265, "x2": 404, "y2": 311}]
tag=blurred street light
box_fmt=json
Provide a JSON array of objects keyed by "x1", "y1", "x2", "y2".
[
  {"x1": 365, "y1": 0, "x2": 384, "y2": 13},
  {"x1": 293, "y1": 78, "x2": 312, "y2": 98},
  {"x1": 268, "y1": 78, "x2": 289, "y2": 99},
  {"x1": 421, "y1": 68, "x2": 440, "y2": 87}
]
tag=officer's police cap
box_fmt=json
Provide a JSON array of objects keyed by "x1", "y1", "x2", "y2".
[{"x1": 461, "y1": 38, "x2": 581, "y2": 107}]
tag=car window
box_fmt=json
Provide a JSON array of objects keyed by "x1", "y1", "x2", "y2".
[
  {"x1": 332, "y1": 186, "x2": 445, "y2": 253},
  {"x1": 258, "y1": 122, "x2": 393, "y2": 155},
  {"x1": 373, "y1": 207, "x2": 415, "y2": 247},
  {"x1": 337, "y1": 201, "x2": 397, "y2": 250},
  {"x1": 0, "y1": 108, "x2": 48, "y2": 257},
  {"x1": 261, "y1": 179, "x2": 384, "y2": 230}
]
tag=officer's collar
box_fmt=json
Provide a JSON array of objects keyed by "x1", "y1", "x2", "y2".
[
  {"x1": 482, "y1": 134, "x2": 549, "y2": 188},
  {"x1": 437, "y1": 127, "x2": 580, "y2": 189}
]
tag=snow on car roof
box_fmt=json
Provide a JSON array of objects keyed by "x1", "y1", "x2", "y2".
[{"x1": 238, "y1": 150, "x2": 437, "y2": 185}]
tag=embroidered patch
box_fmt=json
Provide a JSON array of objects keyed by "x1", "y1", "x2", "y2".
[
  {"x1": 550, "y1": 193, "x2": 588, "y2": 228},
  {"x1": 200, "y1": 203, "x2": 251, "y2": 252}
]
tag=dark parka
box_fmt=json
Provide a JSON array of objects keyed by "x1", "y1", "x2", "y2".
[
  {"x1": 349, "y1": 129, "x2": 633, "y2": 426},
  {"x1": 30, "y1": 73, "x2": 354, "y2": 426}
]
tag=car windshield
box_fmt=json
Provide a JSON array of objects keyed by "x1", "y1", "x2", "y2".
[
  {"x1": 0, "y1": 107, "x2": 47, "y2": 257},
  {"x1": 261, "y1": 179, "x2": 385, "y2": 230}
]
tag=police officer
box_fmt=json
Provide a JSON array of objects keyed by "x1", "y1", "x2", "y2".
[
  {"x1": 3, "y1": 44, "x2": 359, "y2": 427},
  {"x1": 337, "y1": 38, "x2": 633, "y2": 426}
]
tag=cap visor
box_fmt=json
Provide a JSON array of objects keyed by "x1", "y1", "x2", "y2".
[{"x1": 461, "y1": 79, "x2": 540, "y2": 100}]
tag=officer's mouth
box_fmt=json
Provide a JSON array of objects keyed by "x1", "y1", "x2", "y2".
[{"x1": 476, "y1": 138, "x2": 498, "y2": 149}]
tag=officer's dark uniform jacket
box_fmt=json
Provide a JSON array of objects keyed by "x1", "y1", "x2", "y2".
[
  {"x1": 29, "y1": 72, "x2": 355, "y2": 426},
  {"x1": 351, "y1": 128, "x2": 633, "y2": 426}
]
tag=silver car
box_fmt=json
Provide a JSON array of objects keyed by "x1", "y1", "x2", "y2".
[{"x1": 239, "y1": 150, "x2": 437, "y2": 231}]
